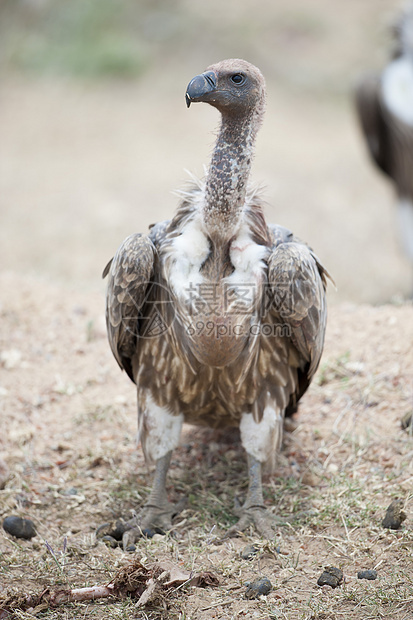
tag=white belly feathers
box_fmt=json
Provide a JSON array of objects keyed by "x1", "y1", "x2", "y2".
[{"x1": 382, "y1": 56, "x2": 413, "y2": 127}]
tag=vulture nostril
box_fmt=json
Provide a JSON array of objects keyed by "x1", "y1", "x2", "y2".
[{"x1": 204, "y1": 72, "x2": 216, "y2": 88}]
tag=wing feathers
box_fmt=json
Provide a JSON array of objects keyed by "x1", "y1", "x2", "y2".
[
  {"x1": 267, "y1": 242, "x2": 327, "y2": 379},
  {"x1": 104, "y1": 233, "x2": 156, "y2": 382},
  {"x1": 355, "y1": 72, "x2": 413, "y2": 199},
  {"x1": 354, "y1": 74, "x2": 390, "y2": 175}
]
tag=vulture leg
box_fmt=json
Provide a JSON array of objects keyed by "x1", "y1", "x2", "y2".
[
  {"x1": 227, "y1": 454, "x2": 278, "y2": 539},
  {"x1": 122, "y1": 451, "x2": 184, "y2": 549}
]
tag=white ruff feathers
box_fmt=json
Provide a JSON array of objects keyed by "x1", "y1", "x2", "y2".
[
  {"x1": 168, "y1": 217, "x2": 210, "y2": 297},
  {"x1": 227, "y1": 222, "x2": 268, "y2": 285},
  {"x1": 168, "y1": 216, "x2": 267, "y2": 299}
]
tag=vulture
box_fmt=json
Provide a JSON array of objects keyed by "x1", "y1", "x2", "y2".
[
  {"x1": 355, "y1": 4, "x2": 413, "y2": 269},
  {"x1": 103, "y1": 59, "x2": 330, "y2": 545}
]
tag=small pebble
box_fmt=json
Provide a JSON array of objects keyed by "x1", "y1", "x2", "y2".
[
  {"x1": 3, "y1": 516, "x2": 37, "y2": 540},
  {"x1": 317, "y1": 566, "x2": 343, "y2": 588},
  {"x1": 66, "y1": 487, "x2": 78, "y2": 496},
  {"x1": 382, "y1": 499, "x2": 406, "y2": 530},
  {"x1": 357, "y1": 569, "x2": 377, "y2": 580},
  {"x1": 15, "y1": 493, "x2": 30, "y2": 508},
  {"x1": 241, "y1": 544, "x2": 258, "y2": 560},
  {"x1": 60, "y1": 487, "x2": 78, "y2": 496},
  {"x1": 245, "y1": 577, "x2": 272, "y2": 599},
  {"x1": 126, "y1": 544, "x2": 136, "y2": 553}
]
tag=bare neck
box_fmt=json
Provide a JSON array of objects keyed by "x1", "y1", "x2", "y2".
[{"x1": 203, "y1": 109, "x2": 262, "y2": 240}]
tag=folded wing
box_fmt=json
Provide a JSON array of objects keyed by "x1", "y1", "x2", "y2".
[
  {"x1": 103, "y1": 233, "x2": 156, "y2": 382},
  {"x1": 355, "y1": 73, "x2": 392, "y2": 177},
  {"x1": 267, "y1": 239, "x2": 330, "y2": 412}
]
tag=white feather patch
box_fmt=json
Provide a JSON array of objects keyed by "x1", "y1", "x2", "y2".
[
  {"x1": 240, "y1": 404, "x2": 283, "y2": 463},
  {"x1": 226, "y1": 223, "x2": 268, "y2": 287},
  {"x1": 168, "y1": 216, "x2": 210, "y2": 298},
  {"x1": 397, "y1": 198, "x2": 413, "y2": 261},
  {"x1": 382, "y1": 56, "x2": 413, "y2": 126},
  {"x1": 139, "y1": 394, "x2": 183, "y2": 462}
]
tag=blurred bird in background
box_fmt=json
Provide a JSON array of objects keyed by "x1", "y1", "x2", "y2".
[{"x1": 355, "y1": 2, "x2": 413, "y2": 291}]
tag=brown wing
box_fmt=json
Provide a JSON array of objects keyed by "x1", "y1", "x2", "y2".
[
  {"x1": 354, "y1": 73, "x2": 391, "y2": 177},
  {"x1": 103, "y1": 233, "x2": 156, "y2": 383},
  {"x1": 355, "y1": 73, "x2": 413, "y2": 198},
  {"x1": 267, "y1": 241, "x2": 330, "y2": 412}
]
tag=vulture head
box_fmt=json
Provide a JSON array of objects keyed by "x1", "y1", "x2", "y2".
[{"x1": 185, "y1": 58, "x2": 266, "y2": 118}]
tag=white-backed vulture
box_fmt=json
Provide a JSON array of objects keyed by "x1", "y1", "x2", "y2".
[
  {"x1": 355, "y1": 4, "x2": 413, "y2": 268},
  {"x1": 103, "y1": 59, "x2": 330, "y2": 545}
]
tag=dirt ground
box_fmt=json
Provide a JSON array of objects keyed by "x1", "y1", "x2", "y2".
[
  {"x1": 1, "y1": 0, "x2": 413, "y2": 618},
  {"x1": 0, "y1": 275, "x2": 412, "y2": 620}
]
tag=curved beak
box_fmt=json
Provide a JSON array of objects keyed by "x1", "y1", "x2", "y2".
[{"x1": 185, "y1": 71, "x2": 217, "y2": 108}]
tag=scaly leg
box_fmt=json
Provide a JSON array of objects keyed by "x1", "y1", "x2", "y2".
[
  {"x1": 227, "y1": 454, "x2": 278, "y2": 539},
  {"x1": 122, "y1": 451, "x2": 185, "y2": 548}
]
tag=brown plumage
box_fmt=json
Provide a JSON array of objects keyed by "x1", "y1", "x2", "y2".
[
  {"x1": 103, "y1": 59, "x2": 330, "y2": 543},
  {"x1": 355, "y1": 5, "x2": 413, "y2": 266}
]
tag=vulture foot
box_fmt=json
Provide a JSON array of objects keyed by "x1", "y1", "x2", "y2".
[
  {"x1": 227, "y1": 504, "x2": 278, "y2": 539},
  {"x1": 121, "y1": 451, "x2": 185, "y2": 549},
  {"x1": 224, "y1": 454, "x2": 279, "y2": 539},
  {"x1": 97, "y1": 452, "x2": 186, "y2": 550},
  {"x1": 121, "y1": 497, "x2": 187, "y2": 549}
]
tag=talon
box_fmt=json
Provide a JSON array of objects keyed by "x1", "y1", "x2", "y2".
[
  {"x1": 233, "y1": 496, "x2": 243, "y2": 516},
  {"x1": 96, "y1": 519, "x2": 129, "y2": 541},
  {"x1": 226, "y1": 455, "x2": 282, "y2": 539},
  {"x1": 119, "y1": 498, "x2": 187, "y2": 550},
  {"x1": 122, "y1": 528, "x2": 140, "y2": 550},
  {"x1": 174, "y1": 496, "x2": 188, "y2": 515},
  {"x1": 227, "y1": 506, "x2": 277, "y2": 539}
]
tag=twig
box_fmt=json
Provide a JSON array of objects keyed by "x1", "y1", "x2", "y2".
[
  {"x1": 0, "y1": 585, "x2": 116, "y2": 619},
  {"x1": 200, "y1": 599, "x2": 233, "y2": 611},
  {"x1": 0, "y1": 558, "x2": 219, "y2": 618},
  {"x1": 340, "y1": 512, "x2": 351, "y2": 541}
]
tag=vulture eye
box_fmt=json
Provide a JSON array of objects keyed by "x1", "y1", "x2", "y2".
[{"x1": 230, "y1": 73, "x2": 246, "y2": 85}]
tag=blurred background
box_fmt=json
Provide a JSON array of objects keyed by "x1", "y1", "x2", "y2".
[{"x1": 0, "y1": 0, "x2": 410, "y2": 303}]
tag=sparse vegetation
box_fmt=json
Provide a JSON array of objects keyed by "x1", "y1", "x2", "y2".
[{"x1": 0, "y1": 0, "x2": 150, "y2": 78}]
